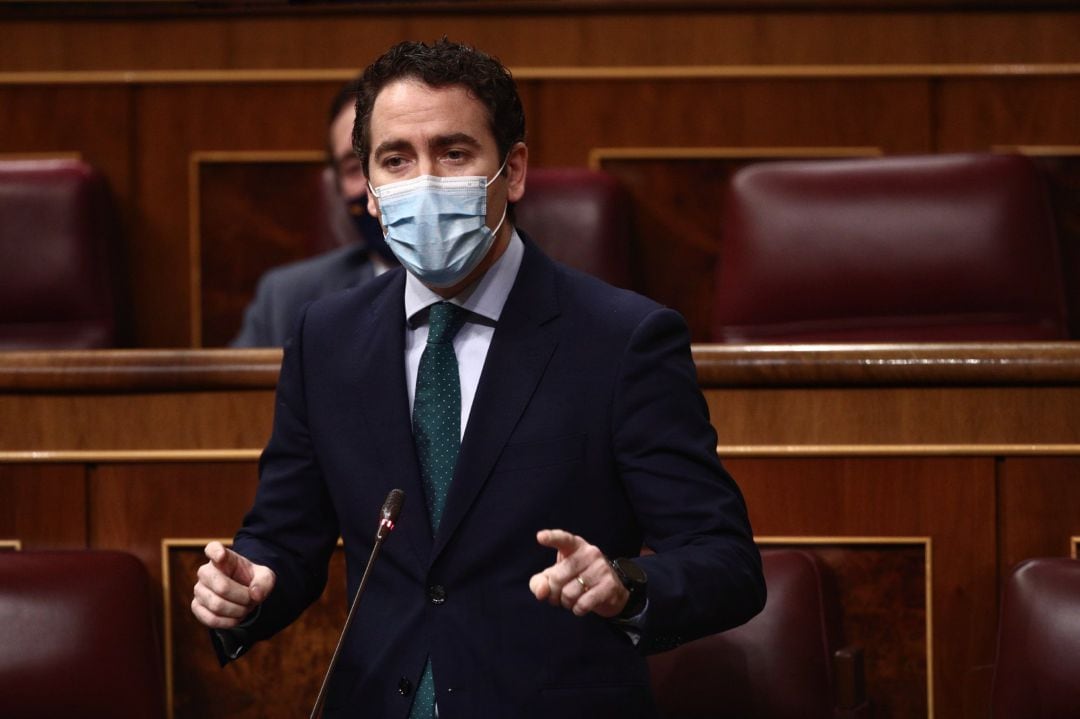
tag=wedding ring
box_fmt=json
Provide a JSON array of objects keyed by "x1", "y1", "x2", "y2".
[{"x1": 576, "y1": 575, "x2": 590, "y2": 592}]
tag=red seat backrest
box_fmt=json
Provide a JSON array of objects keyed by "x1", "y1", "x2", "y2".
[
  {"x1": 992, "y1": 557, "x2": 1080, "y2": 719},
  {"x1": 0, "y1": 159, "x2": 120, "y2": 349},
  {"x1": 0, "y1": 550, "x2": 165, "y2": 718},
  {"x1": 714, "y1": 153, "x2": 1069, "y2": 342},
  {"x1": 648, "y1": 549, "x2": 842, "y2": 719},
  {"x1": 516, "y1": 167, "x2": 635, "y2": 289}
]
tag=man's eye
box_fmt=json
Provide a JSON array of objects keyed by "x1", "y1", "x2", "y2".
[{"x1": 445, "y1": 150, "x2": 466, "y2": 161}]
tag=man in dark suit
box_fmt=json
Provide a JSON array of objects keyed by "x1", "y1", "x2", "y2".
[
  {"x1": 192, "y1": 39, "x2": 764, "y2": 718},
  {"x1": 230, "y1": 77, "x2": 396, "y2": 347}
]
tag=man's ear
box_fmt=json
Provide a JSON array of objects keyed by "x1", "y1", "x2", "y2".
[
  {"x1": 505, "y1": 142, "x2": 528, "y2": 204},
  {"x1": 366, "y1": 186, "x2": 380, "y2": 219}
]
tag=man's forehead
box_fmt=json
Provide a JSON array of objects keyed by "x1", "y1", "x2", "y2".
[{"x1": 369, "y1": 79, "x2": 494, "y2": 145}]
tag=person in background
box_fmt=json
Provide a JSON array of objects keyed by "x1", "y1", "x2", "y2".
[
  {"x1": 195, "y1": 39, "x2": 764, "y2": 718},
  {"x1": 230, "y1": 77, "x2": 398, "y2": 347}
]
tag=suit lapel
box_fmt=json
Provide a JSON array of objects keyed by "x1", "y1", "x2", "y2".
[
  {"x1": 432, "y1": 239, "x2": 561, "y2": 562},
  {"x1": 350, "y1": 270, "x2": 433, "y2": 564}
]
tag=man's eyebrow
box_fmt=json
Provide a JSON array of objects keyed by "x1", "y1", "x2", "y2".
[
  {"x1": 372, "y1": 133, "x2": 484, "y2": 161},
  {"x1": 372, "y1": 138, "x2": 413, "y2": 159},
  {"x1": 430, "y1": 133, "x2": 482, "y2": 151}
]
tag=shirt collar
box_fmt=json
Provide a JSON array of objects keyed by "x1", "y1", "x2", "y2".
[{"x1": 404, "y1": 228, "x2": 524, "y2": 326}]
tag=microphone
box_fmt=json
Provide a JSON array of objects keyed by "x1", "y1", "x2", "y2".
[
  {"x1": 376, "y1": 488, "x2": 405, "y2": 541},
  {"x1": 309, "y1": 489, "x2": 406, "y2": 719}
]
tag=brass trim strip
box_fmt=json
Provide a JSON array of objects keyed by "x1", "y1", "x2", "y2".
[
  {"x1": 3, "y1": 445, "x2": 1079, "y2": 464},
  {"x1": 588, "y1": 145, "x2": 883, "y2": 168},
  {"x1": 756, "y1": 535, "x2": 934, "y2": 719},
  {"x1": 994, "y1": 145, "x2": 1080, "y2": 156},
  {"x1": 511, "y1": 64, "x2": 1080, "y2": 81},
  {"x1": 0, "y1": 152, "x2": 82, "y2": 161},
  {"x1": 192, "y1": 151, "x2": 326, "y2": 164},
  {"x1": 0, "y1": 540, "x2": 22, "y2": 551},
  {"x1": 1072, "y1": 537, "x2": 1079, "y2": 560},
  {"x1": 0, "y1": 450, "x2": 262, "y2": 463},
  {"x1": 757, "y1": 535, "x2": 931, "y2": 544},
  {"x1": 718, "y1": 444, "x2": 1080, "y2": 457},
  {"x1": 2, "y1": 65, "x2": 1079, "y2": 86}
]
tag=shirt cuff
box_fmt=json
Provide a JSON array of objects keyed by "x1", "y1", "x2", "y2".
[
  {"x1": 611, "y1": 599, "x2": 649, "y2": 646},
  {"x1": 210, "y1": 605, "x2": 262, "y2": 665}
]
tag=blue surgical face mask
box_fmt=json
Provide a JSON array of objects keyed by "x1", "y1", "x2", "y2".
[{"x1": 369, "y1": 157, "x2": 508, "y2": 288}]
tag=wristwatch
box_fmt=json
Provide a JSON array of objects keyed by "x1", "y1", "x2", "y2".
[{"x1": 610, "y1": 557, "x2": 648, "y2": 619}]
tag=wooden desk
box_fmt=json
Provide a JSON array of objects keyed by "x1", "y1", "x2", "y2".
[{"x1": 2, "y1": 345, "x2": 1078, "y2": 719}]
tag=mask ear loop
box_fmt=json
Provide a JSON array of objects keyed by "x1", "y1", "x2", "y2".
[
  {"x1": 485, "y1": 152, "x2": 512, "y2": 238},
  {"x1": 484, "y1": 153, "x2": 512, "y2": 188},
  {"x1": 366, "y1": 180, "x2": 391, "y2": 238}
]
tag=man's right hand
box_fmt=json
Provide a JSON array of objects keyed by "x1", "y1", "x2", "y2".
[{"x1": 191, "y1": 541, "x2": 276, "y2": 629}]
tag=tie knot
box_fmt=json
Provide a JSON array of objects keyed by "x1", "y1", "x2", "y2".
[{"x1": 427, "y1": 302, "x2": 466, "y2": 345}]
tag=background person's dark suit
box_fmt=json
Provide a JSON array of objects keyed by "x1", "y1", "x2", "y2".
[
  {"x1": 225, "y1": 235, "x2": 764, "y2": 718},
  {"x1": 230, "y1": 243, "x2": 376, "y2": 348}
]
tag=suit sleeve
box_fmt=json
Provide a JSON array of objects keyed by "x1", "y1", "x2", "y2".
[
  {"x1": 611, "y1": 307, "x2": 766, "y2": 653},
  {"x1": 230, "y1": 273, "x2": 275, "y2": 348},
  {"x1": 220, "y1": 305, "x2": 341, "y2": 657}
]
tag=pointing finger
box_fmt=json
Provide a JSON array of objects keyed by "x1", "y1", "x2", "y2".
[{"x1": 536, "y1": 529, "x2": 583, "y2": 554}]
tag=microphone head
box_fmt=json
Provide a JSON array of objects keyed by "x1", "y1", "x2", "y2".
[
  {"x1": 382, "y1": 489, "x2": 405, "y2": 522},
  {"x1": 376, "y1": 489, "x2": 405, "y2": 541}
]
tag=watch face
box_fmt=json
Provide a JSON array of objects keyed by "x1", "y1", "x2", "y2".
[{"x1": 615, "y1": 558, "x2": 647, "y2": 585}]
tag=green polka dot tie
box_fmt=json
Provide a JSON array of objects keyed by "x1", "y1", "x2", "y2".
[
  {"x1": 409, "y1": 301, "x2": 467, "y2": 719},
  {"x1": 413, "y1": 301, "x2": 467, "y2": 532}
]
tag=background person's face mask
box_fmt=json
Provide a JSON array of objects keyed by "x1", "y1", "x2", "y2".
[
  {"x1": 370, "y1": 158, "x2": 508, "y2": 288},
  {"x1": 345, "y1": 195, "x2": 397, "y2": 265}
]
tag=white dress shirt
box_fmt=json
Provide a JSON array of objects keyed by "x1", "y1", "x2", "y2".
[{"x1": 403, "y1": 229, "x2": 524, "y2": 437}]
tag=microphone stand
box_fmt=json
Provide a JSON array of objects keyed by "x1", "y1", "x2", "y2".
[{"x1": 309, "y1": 489, "x2": 404, "y2": 719}]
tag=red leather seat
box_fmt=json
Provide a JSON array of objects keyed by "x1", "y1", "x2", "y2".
[
  {"x1": 0, "y1": 550, "x2": 165, "y2": 719},
  {"x1": 0, "y1": 159, "x2": 121, "y2": 349},
  {"x1": 648, "y1": 549, "x2": 868, "y2": 719},
  {"x1": 991, "y1": 557, "x2": 1080, "y2": 719},
  {"x1": 516, "y1": 167, "x2": 635, "y2": 289},
  {"x1": 714, "y1": 154, "x2": 1068, "y2": 342}
]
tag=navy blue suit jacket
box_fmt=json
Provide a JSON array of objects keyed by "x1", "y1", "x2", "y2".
[{"x1": 228, "y1": 235, "x2": 764, "y2": 718}]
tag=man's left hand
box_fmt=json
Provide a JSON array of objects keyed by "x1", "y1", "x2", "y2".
[{"x1": 528, "y1": 529, "x2": 629, "y2": 618}]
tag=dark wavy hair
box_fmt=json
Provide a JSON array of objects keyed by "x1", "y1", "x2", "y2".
[{"x1": 353, "y1": 39, "x2": 526, "y2": 176}]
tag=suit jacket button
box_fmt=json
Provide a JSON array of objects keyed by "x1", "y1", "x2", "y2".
[
  {"x1": 398, "y1": 677, "x2": 412, "y2": 696},
  {"x1": 428, "y1": 584, "x2": 447, "y2": 605}
]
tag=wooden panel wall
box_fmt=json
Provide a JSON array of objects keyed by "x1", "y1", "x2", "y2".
[
  {"x1": 195, "y1": 156, "x2": 332, "y2": 346},
  {"x1": 2, "y1": 346, "x2": 1080, "y2": 718},
  {"x1": 3, "y1": 5, "x2": 1080, "y2": 71}
]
